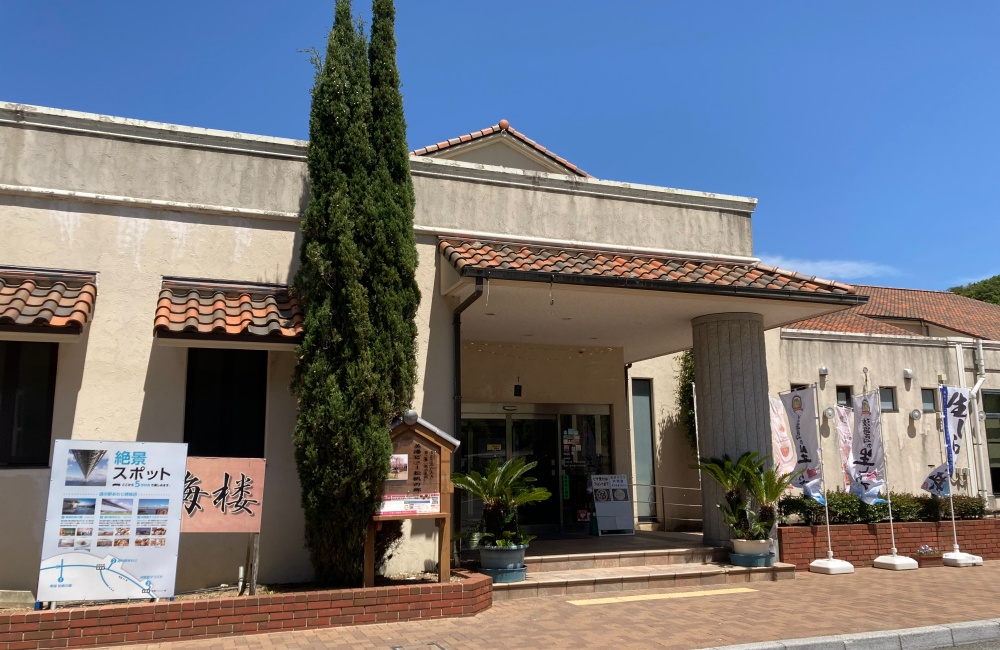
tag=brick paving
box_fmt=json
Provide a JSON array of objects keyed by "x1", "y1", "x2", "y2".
[{"x1": 117, "y1": 563, "x2": 1000, "y2": 650}]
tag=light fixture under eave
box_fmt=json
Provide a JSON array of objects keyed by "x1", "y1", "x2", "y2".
[
  {"x1": 910, "y1": 409, "x2": 922, "y2": 421},
  {"x1": 819, "y1": 366, "x2": 829, "y2": 377}
]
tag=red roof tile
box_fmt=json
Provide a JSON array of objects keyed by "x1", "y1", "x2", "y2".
[
  {"x1": 439, "y1": 239, "x2": 858, "y2": 298},
  {"x1": 154, "y1": 279, "x2": 302, "y2": 339},
  {"x1": 788, "y1": 285, "x2": 1000, "y2": 340},
  {"x1": 0, "y1": 267, "x2": 97, "y2": 331},
  {"x1": 411, "y1": 120, "x2": 593, "y2": 178}
]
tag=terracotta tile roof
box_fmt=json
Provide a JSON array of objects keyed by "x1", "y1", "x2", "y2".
[
  {"x1": 0, "y1": 267, "x2": 97, "y2": 331},
  {"x1": 154, "y1": 279, "x2": 302, "y2": 339},
  {"x1": 789, "y1": 285, "x2": 1000, "y2": 340},
  {"x1": 439, "y1": 239, "x2": 859, "y2": 298},
  {"x1": 411, "y1": 119, "x2": 593, "y2": 178}
]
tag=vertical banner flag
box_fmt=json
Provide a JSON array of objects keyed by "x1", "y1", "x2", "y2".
[
  {"x1": 921, "y1": 463, "x2": 952, "y2": 498},
  {"x1": 850, "y1": 392, "x2": 886, "y2": 504},
  {"x1": 780, "y1": 387, "x2": 823, "y2": 502},
  {"x1": 769, "y1": 396, "x2": 796, "y2": 475},
  {"x1": 940, "y1": 386, "x2": 970, "y2": 478},
  {"x1": 834, "y1": 405, "x2": 853, "y2": 490}
]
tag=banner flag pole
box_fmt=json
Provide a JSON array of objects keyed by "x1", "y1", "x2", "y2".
[
  {"x1": 940, "y1": 385, "x2": 984, "y2": 567},
  {"x1": 807, "y1": 382, "x2": 854, "y2": 575}
]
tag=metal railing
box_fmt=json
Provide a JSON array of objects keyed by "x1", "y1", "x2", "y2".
[{"x1": 630, "y1": 482, "x2": 702, "y2": 526}]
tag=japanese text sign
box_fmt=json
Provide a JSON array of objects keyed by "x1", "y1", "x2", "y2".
[
  {"x1": 940, "y1": 386, "x2": 970, "y2": 478},
  {"x1": 37, "y1": 440, "x2": 187, "y2": 602},
  {"x1": 181, "y1": 457, "x2": 266, "y2": 533}
]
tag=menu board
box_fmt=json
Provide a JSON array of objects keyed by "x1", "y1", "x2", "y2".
[
  {"x1": 37, "y1": 440, "x2": 187, "y2": 601},
  {"x1": 380, "y1": 430, "x2": 441, "y2": 515},
  {"x1": 589, "y1": 474, "x2": 635, "y2": 536}
]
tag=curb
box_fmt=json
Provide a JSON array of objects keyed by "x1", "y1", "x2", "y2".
[{"x1": 703, "y1": 619, "x2": 1000, "y2": 650}]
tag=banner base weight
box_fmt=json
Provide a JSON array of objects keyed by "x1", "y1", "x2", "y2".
[
  {"x1": 873, "y1": 554, "x2": 917, "y2": 570},
  {"x1": 809, "y1": 558, "x2": 854, "y2": 574},
  {"x1": 943, "y1": 552, "x2": 983, "y2": 567}
]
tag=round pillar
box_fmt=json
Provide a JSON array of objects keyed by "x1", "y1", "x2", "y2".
[{"x1": 691, "y1": 312, "x2": 771, "y2": 547}]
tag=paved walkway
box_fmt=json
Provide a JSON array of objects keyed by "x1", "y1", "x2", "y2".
[{"x1": 118, "y1": 563, "x2": 1000, "y2": 650}]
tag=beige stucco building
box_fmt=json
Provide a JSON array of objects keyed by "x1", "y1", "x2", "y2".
[{"x1": 0, "y1": 102, "x2": 868, "y2": 595}]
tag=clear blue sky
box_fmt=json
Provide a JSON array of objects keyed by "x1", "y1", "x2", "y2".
[{"x1": 3, "y1": 1, "x2": 997, "y2": 290}]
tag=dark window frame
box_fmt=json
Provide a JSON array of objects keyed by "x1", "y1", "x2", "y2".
[
  {"x1": 879, "y1": 386, "x2": 898, "y2": 412},
  {"x1": 0, "y1": 340, "x2": 58, "y2": 468},
  {"x1": 921, "y1": 388, "x2": 938, "y2": 413},
  {"x1": 835, "y1": 385, "x2": 852, "y2": 408},
  {"x1": 790, "y1": 383, "x2": 809, "y2": 391}
]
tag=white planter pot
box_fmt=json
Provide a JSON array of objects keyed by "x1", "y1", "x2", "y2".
[{"x1": 731, "y1": 538, "x2": 771, "y2": 556}]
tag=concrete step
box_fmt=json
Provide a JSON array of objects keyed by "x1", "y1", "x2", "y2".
[
  {"x1": 524, "y1": 546, "x2": 727, "y2": 573},
  {"x1": 491, "y1": 562, "x2": 795, "y2": 601}
]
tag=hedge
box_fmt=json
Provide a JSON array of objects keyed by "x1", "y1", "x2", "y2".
[{"x1": 779, "y1": 491, "x2": 986, "y2": 526}]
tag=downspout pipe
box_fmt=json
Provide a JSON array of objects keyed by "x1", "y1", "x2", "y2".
[
  {"x1": 970, "y1": 339, "x2": 989, "y2": 501},
  {"x1": 453, "y1": 277, "x2": 484, "y2": 440}
]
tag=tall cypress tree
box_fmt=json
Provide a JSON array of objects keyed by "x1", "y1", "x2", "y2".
[
  {"x1": 292, "y1": 0, "x2": 391, "y2": 587},
  {"x1": 366, "y1": 0, "x2": 420, "y2": 415}
]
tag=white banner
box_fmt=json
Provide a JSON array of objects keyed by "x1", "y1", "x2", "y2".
[
  {"x1": 780, "y1": 387, "x2": 823, "y2": 499},
  {"x1": 921, "y1": 463, "x2": 951, "y2": 498},
  {"x1": 38, "y1": 440, "x2": 187, "y2": 602},
  {"x1": 850, "y1": 391, "x2": 886, "y2": 504},
  {"x1": 941, "y1": 386, "x2": 970, "y2": 478},
  {"x1": 769, "y1": 396, "x2": 796, "y2": 475},
  {"x1": 834, "y1": 405, "x2": 853, "y2": 490}
]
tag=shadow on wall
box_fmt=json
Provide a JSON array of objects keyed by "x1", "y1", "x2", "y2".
[{"x1": 655, "y1": 409, "x2": 702, "y2": 533}]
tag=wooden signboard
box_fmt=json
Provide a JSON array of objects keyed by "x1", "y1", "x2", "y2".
[{"x1": 363, "y1": 416, "x2": 459, "y2": 587}]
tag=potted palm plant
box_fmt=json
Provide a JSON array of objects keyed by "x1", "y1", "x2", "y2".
[
  {"x1": 451, "y1": 456, "x2": 551, "y2": 583},
  {"x1": 693, "y1": 452, "x2": 799, "y2": 566}
]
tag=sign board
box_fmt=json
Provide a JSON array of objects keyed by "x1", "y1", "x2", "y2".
[
  {"x1": 181, "y1": 457, "x2": 266, "y2": 533},
  {"x1": 589, "y1": 474, "x2": 635, "y2": 536},
  {"x1": 38, "y1": 440, "x2": 187, "y2": 602},
  {"x1": 380, "y1": 431, "x2": 442, "y2": 515}
]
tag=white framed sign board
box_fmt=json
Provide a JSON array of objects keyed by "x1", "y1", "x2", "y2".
[
  {"x1": 589, "y1": 474, "x2": 635, "y2": 536},
  {"x1": 37, "y1": 440, "x2": 187, "y2": 602}
]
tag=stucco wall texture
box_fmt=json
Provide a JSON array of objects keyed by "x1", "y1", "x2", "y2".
[{"x1": 0, "y1": 103, "x2": 760, "y2": 593}]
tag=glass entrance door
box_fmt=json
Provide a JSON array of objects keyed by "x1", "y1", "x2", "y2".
[{"x1": 459, "y1": 403, "x2": 613, "y2": 534}]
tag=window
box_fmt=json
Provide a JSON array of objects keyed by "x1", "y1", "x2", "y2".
[
  {"x1": 631, "y1": 379, "x2": 657, "y2": 522},
  {"x1": 921, "y1": 388, "x2": 938, "y2": 413},
  {"x1": 790, "y1": 384, "x2": 808, "y2": 391},
  {"x1": 183, "y1": 348, "x2": 267, "y2": 458},
  {"x1": 879, "y1": 387, "x2": 897, "y2": 412},
  {"x1": 836, "y1": 386, "x2": 852, "y2": 407},
  {"x1": 984, "y1": 391, "x2": 1000, "y2": 496},
  {"x1": 1, "y1": 341, "x2": 58, "y2": 467}
]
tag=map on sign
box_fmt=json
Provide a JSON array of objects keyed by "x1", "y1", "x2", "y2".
[{"x1": 38, "y1": 552, "x2": 151, "y2": 598}]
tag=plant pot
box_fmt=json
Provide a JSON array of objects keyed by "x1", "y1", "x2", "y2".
[
  {"x1": 479, "y1": 566, "x2": 528, "y2": 583},
  {"x1": 731, "y1": 539, "x2": 771, "y2": 556},
  {"x1": 479, "y1": 544, "x2": 528, "y2": 570},
  {"x1": 916, "y1": 554, "x2": 944, "y2": 568}
]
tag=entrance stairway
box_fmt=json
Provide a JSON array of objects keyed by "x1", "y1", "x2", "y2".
[{"x1": 487, "y1": 532, "x2": 794, "y2": 601}]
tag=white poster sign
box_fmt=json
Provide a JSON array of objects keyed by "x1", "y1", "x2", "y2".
[
  {"x1": 834, "y1": 405, "x2": 853, "y2": 490},
  {"x1": 780, "y1": 387, "x2": 823, "y2": 500},
  {"x1": 589, "y1": 474, "x2": 634, "y2": 535},
  {"x1": 940, "y1": 386, "x2": 970, "y2": 478},
  {"x1": 850, "y1": 392, "x2": 885, "y2": 504},
  {"x1": 769, "y1": 397, "x2": 796, "y2": 475},
  {"x1": 38, "y1": 440, "x2": 187, "y2": 602}
]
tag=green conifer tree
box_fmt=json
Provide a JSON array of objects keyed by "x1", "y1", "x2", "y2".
[
  {"x1": 292, "y1": 0, "x2": 391, "y2": 587},
  {"x1": 366, "y1": 0, "x2": 420, "y2": 415}
]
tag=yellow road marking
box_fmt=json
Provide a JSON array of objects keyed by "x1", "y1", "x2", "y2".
[{"x1": 567, "y1": 586, "x2": 757, "y2": 606}]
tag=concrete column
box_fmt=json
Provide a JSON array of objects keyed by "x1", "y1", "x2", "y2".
[{"x1": 691, "y1": 312, "x2": 771, "y2": 547}]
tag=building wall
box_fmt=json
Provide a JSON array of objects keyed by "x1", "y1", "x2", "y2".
[
  {"x1": 0, "y1": 104, "x2": 762, "y2": 591},
  {"x1": 769, "y1": 329, "x2": 1000, "y2": 500}
]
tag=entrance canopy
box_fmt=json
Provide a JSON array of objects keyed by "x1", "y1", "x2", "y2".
[{"x1": 440, "y1": 238, "x2": 865, "y2": 362}]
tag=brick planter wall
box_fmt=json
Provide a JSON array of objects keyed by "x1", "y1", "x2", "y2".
[
  {"x1": 778, "y1": 519, "x2": 1000, "y2": 570},
  {"x1": 0, "y1": 571, "x2": 491, "y2": 650}
]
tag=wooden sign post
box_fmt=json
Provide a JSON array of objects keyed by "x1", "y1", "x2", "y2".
[{"x1": 363, "y1": 415, "x2": 459, "y2": 588}]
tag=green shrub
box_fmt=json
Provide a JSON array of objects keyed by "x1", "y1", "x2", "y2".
[{"x1": 779, "y1": 491, "x2": 985, "y2": 526}]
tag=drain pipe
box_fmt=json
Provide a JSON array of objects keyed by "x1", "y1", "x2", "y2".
[
  {"x1": 453, "y1": 278, "x2": 484, "y2": 439},
  {"x1": 969, "y1": 339, "x2": 989, "y2": 501}
]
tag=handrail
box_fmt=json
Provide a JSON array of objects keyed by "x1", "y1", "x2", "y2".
[{"x1": 629, "y1": 482, "x2": 703, "y2": 526}]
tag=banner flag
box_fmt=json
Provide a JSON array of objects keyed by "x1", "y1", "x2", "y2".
[
  {"x1": 780, "y1": 387, "x2": 824, "y2": 503},
  {"x1": 921, "y1": 463, "x2": 952, "y2": 498},
  {"x1": 940, "y1": 386, "x2": 970, "y2": 478},
  {"x1": 850, "y1": 391, "x2": 886, "y2": 504},
  {"x1": 769, "y1": 396, "x2": 796, "y2": 475},
  {"x1": 834, "y1": 405, "x2": 853, "y2": 490}
]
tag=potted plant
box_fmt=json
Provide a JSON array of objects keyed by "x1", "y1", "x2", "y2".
[
  {"x1": 451, "y1": 457, "x2": 551, "y2": 583},
  {"x1": 693, "y1": 452, "x2": 799, "y2": 566},
  {"x1": 915, "y1": 545, "x2": 944, "y2": 568}
]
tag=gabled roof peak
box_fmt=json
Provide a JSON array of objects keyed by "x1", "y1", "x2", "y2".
[{"x1": 411, "y1": 120, "x2": 592, "y2": 178}]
